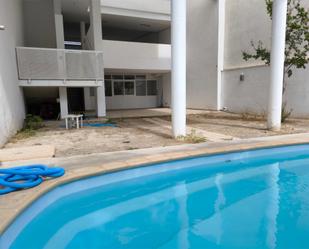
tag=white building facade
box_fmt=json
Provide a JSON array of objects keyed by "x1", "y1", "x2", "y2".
[{"x1": 0, "y1": 0, "x2": 308, "y2": 145}]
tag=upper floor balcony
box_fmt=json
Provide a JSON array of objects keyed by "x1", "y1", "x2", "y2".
[
  {"x1": 100, "y1": 40, "x2": 171, "y2": 72},
  {"x1": 16, "y1": 47, "x2": 104, "y2": 87}
]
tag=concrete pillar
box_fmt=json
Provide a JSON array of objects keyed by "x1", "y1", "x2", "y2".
[
  {"x1": 90, "y1": 0, "x2": 106, "y2": 117},
  {"x1": 54, "y1": 0, "x2": 64, "y2": 49},
  {"x1": 80, "y1": 21, "x2": 86, "y2": 50},
  {"x1": 171, "y1": 0, "x2": 187, "y2": 137},
  {"x1": 96, "y1": 85, "x2": 106, "y2": 117},
  {"x1": 90, "y1": 0, "x2": 102, "y2": 50},
  {"x1": 217, "y1": 0, "x2": 226, "y2": 111},
  {"x1": 267, "y1": 0, "x2": 288, "y2": 130},
  {"x1": 59, "y1": 87, "x2": 68, "y2": 118}
]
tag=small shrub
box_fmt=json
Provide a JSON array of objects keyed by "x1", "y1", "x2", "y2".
[
  {"x1": 177, "y1": 130, "x2": 206, "y2": 144},
  {"x1": 24, "y1": 114, "x2": 44, "y2": 130}
]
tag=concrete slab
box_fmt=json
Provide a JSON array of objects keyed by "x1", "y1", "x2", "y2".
[
  {"x1": 0, "y1": 145, "x2": 55, "y2": 163},
  {"x1": 143, "y1": 117, "x2": 237, "y2": 142},
  {"x1": 106, "y1": 108, "x2": 210, "y2": 119}
]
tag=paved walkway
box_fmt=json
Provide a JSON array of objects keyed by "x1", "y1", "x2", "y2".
[
  {"x1": 2, "y1": 133, "x2": 309, "y2": 234},
  {"x1": 106, "y1": 108, "x2": 210, "y2": 119}
]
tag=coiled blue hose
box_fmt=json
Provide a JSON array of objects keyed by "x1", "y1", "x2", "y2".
[{"x1": 0, "y1": 165, "x2": 65, "y2": 195}]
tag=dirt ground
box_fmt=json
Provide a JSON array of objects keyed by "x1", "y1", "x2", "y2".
[{"x1": 4, "y1": 111, "x2": 309, "y2": 157}]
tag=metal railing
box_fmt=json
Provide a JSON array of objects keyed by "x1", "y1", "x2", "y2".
[{"x1": 16, "y1": 47, "x2": 104, "y2": 81}]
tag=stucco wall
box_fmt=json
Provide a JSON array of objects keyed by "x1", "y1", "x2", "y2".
[
  {"x1": 224, "y1": 0, "x2": 271, "y2": 69},
  {"x1": 222, "y1": 65, "x2": 309, "y2": 118},
  {"x1": 187, "y1": 0, "x2": 218, "y2": 110},
  {"x1": 222, "y1": 0, "x2": 309, "y2": 118},
  {"x1": 0, "y1": 0, "x2": 26, "y2": 146}
]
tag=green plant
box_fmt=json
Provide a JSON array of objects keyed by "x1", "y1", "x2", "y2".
[
  {"x1": 24, "y1": 114, "x2": 44, "y2": 130},
  {"x1": 242, "y1": 0, "x2": 309, "y2": 121},
  {"x1": 177, "y1": 129, "x2": 207, "y2": 144},
  {"x1": 281, "y1": 102, "x2": 293, "y2": 122}
]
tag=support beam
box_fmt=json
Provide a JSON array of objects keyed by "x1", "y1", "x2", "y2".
[
  {"x1": 96, "y1": 85, "x2": 106, "y2": 117},
  {"x1": 59, "y1": 87, "x2": 68, "y2": 118},
  {"x1": 80, "y1": 21, "x2": 86, "y2": 50},
  {"x1": 171, "y1": 0, "x2": 187, "y2": 137},
  {"x1": 53, "y1": 0, "x2": 64, "y2": 49},
  {"x1": 267, "y1": 0, "x2": 288, "y2": 130},
  {"x1": 217, "y1": 0, "x2": 226, "y2": 111},
  {"x1": 89, "y1": 0, "x2": 106, "y2": 118},
  {"x1": 90, "y1": 0, "x2": 102, "y2": 50}
]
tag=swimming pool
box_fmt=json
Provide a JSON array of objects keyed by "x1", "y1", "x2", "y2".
[{"x1": 1, "y1": 144, "x2": 309, "y2": 249}]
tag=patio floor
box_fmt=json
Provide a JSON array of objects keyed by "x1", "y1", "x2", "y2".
[
  {"x1": 4, "y1": 109, "x2": 309, "y2": 158},
  {"x1": 106, "y1": 108, "x2": 210, "y2": 119}
]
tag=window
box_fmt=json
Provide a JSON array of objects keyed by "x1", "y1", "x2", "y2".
[
  {"x1": 114, "y1": 81, "x2": 124, "y2": 95},
  {"x1": 147, "y1": 80, "x2": 157, "y2": 95},
  {"x1": 136, "y1": 75, "x2": 146, "y2": 80},
  {"x1": 124, "y1": 75, "x2": 135, "y2": 80},
  {"x1": 104, "y1": 75, "x2": 111, "y2": 80},
  {"x1": 136, "y1": 80, "x2": 146, "y2": 96},
  {"x1": 105, "y1": 80, "x2": 112, "y2": 96},
  {"x1": 125, "y1": 81, "x2": 134, "y2": 95},
  {"x1": 112, "y1": 75, "x2": 123, "y2": 80}
]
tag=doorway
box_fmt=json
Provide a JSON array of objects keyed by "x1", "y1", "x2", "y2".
[{"x1": 67, "y1": 88, "x2": 85, "y2": 113}]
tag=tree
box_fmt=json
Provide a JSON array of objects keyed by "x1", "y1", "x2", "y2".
[{"x1": 242, "y1": 0, "x2": 309, "y2": 114}]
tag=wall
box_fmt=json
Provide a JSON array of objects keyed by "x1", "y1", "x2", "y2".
[
  {"x1": 222, "y1": 66, "x2": 270, "y2": 114},
  {"x1": 23, "y1": 0, "x2": 57, "y2": 48},
  {"x1": 162, "y1": 73, "x2": 171, "y2": 107},
  {"x1": 187, "y1": 0, "x2": 219, "y2": 110},
  {"x1": 101, "y1": 40, "x2": 171, "y2": 71},
  {"x1": 101, "y1": 0, "x2": 170, "y2": 15},
  {"x1": 106, "y1": 96, "x2": 158, "y2": 110},
  {"x1": 222, "y1": 0, "x2": 309, "y2": 118},
  {"x1": 0, "y1": 0, "x2": 26, "y2": 146},
  {"x1": 224, "y1": 0, "x2": 271, "y2": 69}
]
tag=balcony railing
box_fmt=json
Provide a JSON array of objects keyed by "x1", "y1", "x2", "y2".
[{"x1": 16, "y1": 47, "x2": 104, "y2": 81}]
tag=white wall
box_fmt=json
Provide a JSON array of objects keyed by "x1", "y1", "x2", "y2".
[
  {"x1": 106, "y1": 96, "x2": 158, "y2": 110},
  {"x1": 101, "y1": 40, "x2": 171, "y2": 71},
  {"x1": 224, "y1": 0, "x2": 271, "y2": 69},
  {"x1": 0, "y1": 0, "x2": 26, "y2": 146},
  {"x1": 23, "y1": 0, "x2": 57, "y2": 48},
  {"x1": 222, "y1": 66, "x2": 270, "y2": 114},
  {"x1": 187, "y1": 0, "x2": 218, "y2": 110},
  {"x1": 222, "y1": 0, "x2": 309, "y2": 118}
]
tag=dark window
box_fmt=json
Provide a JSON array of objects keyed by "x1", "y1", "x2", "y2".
[
  {"x1": 136, "y1": 80, "x2": 146, "y2": 96},
  {"x1": 105, "y1": 80, "x2": 112, "y2": 96},
  {"x1": 112, "y1": 75, "x2": 123, "y2": 80},
  {"x1": 147, "y1": 80, "x2": 157, "y2": 95},
  {"x1": 114, "y1": 81, "x2": 124, "y2": 95},
  {"x1": 125, "y1": 81, "x2": 134, "y2": 95},
  {"x1": 124, "y1": 75, "x2": 135, "y2": 80},
  {"x1": 104, "y1": 75, "x2": 112, "y2": 80}
]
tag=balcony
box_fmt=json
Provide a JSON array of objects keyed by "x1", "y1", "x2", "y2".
[
  {"x1": 16, "y1": 47, "x2": 104, "y2": 87},
  {"x1": 100, "y1": 40, "x2": 171, "y2": 72}
]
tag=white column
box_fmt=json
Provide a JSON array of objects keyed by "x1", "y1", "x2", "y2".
[
  {"x1": 96, "y1": 85, "x2": 106, "y2": 117},
  {"x1": 90, "y1": 0, "x2": 102, "y2": 50},
  {"x1": 171, "y1": 0, "x2": 187, "y2": 137},
  {"x1": 217, "y1": 0, "x2": 226, "y2": 111},
  {"x1": 59, "y1": 87, "x2": 68, "y2": 118},
  {"x1": 267, "y1": 0, "x2": 288, "y2": 130},
  {"x1": 90, "y1": 0, "x2": 106, "y2": 117},
  {"x1": 54, "y1": 0, "x2": 64, "y2": 49},
  {"x1": 80, "y1": 21, "x2": 86, "y2": 50}
]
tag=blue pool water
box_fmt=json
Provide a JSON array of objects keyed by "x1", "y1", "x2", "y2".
[{"x1": 2, "y1": 145, "x2": 309, "y2": 249}]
